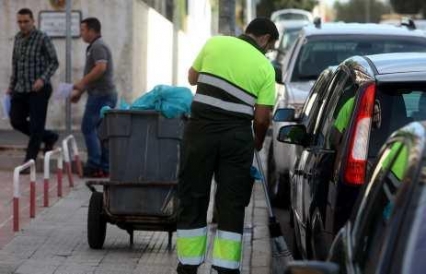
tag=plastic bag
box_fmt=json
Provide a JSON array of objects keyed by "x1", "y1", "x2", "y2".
[{"x1": 130, "y1": 85, "x2": 193, "y2": 118}]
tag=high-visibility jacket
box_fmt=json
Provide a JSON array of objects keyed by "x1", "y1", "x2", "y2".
[{"x1": 190, "y1": 35, "x2": 276, "y2": 127}]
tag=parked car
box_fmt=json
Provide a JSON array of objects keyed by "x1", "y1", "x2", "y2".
[
  {"x1": 277, "y1": 52, "x2": 426, "y2": 259},
  {"x1": 270, "y1": 8, "x2": 313, "y2": 24},
  {"x1": 268, "y1": 22, "x2": 426, "y2": 208},
  {"x1": 284, "y1": 120, "x2": 426, "y2": 274},
  {"x1": 269, "y1": 20, "x2": 308, "y2": 73}
]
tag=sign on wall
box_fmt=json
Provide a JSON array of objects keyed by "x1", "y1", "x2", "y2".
[
  {"x1": 49, "y1": 0, "x2": 66, "y2": 10},
  {"x1": 38, "y1": 11, "x2": 81, "y2": 38}
]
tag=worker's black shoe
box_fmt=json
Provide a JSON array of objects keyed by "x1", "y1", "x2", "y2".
[
  {"x1": 212, "y1": 265, "x2": 240, "y2": 274},
  {"x1": 176, "y1": 263, "x2": 198, "y2": 274}
]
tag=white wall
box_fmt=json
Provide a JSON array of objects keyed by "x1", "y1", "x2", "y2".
[{"x1": 0, "y1": 0, "x2": 212, "y2": 130}]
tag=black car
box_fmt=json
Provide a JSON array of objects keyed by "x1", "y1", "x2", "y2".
[
  {"x1": 268, "y1": 22, "x2": 426, "y2": 208},
  {"x1": 277, "y1": 52, "x2": 426, "y2": 259},
  {"x1": 284, "y1": 121, "x2": 426, "y2": 274}
]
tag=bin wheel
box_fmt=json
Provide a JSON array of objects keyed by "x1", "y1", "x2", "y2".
[{"x1": 87, "y1": 191, "x2": 107, "y2": 249}]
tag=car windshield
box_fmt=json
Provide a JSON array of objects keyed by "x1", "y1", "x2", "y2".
[
  {"x1": 368, "y1": 87, "x2": 426, "y2": 157},
  {"x1": 279, "y1": 27, "x2": 302, "y2": 52},
  {"x1": 291, "y1": 37, "x2": 426, "y2": 82}
]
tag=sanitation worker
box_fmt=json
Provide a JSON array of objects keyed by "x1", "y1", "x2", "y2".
[{"x1": 176, "y1": 18, "x2": 279, "y2": 274}]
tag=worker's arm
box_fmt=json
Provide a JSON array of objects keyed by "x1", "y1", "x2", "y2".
[
  {"x1": 253, "y1": 104, "x2": 272, "y2": 151},
  {"x1": 70, "y1": 62, "x2": 107, "y2": 103},
  {"x1": 74, "y1": 62, "x2": 107, "y2": 92},
  {"x1": 188, "y1": 67, "x2": 199, "y2": 86}
]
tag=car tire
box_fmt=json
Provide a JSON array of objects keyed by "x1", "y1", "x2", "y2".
[
  {"x1": 87, "y1": 191, "x2": 107, "y2": 249},
  {"x1": 310, "y1": 208, "x2": 328, "y2": 260},
  {"x1": 267, "y1": 145, "x2": 290, "y2": 208}
]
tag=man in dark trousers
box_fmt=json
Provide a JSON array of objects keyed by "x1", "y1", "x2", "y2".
[
  {"x1": 176, "y1": 18, "x2": 279, "y2": 274},
  {"x1": 7, "y1": 8, "x2": 59, "y2": 165},
  {"x1": 70, "y1": 17, "x2": 117, "y2": 178}
]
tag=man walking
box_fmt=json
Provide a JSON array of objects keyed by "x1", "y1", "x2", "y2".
[
  {"x1": 71, "y1": 17, "x2": 117, "y2": 178},
  {"x1": 176, "y1": 18, "x2": 279, "y2": 274},
  {"x1": 7, "y1": 8, "x2": 59, "y2": 164}
]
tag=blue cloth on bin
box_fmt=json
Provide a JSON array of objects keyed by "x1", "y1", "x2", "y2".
[
  {"x1": 130, "y1": 85, "x2": 193, "y2": 118},
  {"x1": 100, "y1": 106, "x2": 111, "y2": 118},
  {"x1": 250, "y1": 166, "x2": 263, "y2": 180},
  {"x1": 118, "y1": 98, "x2": 130, "y2": 110}
]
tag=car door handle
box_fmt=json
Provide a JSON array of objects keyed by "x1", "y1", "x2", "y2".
[
  {"x1": 294, "y1": 170, "x2": 303, "y2": 175},
  {"x1": 304, "y1": 171, "x2": 314, "y2": 179}
]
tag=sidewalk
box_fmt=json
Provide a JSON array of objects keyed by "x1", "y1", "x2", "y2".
[
  {"x1": 0, "y1": 174, "x2": 271, "y2": 274},
  {"x1": 0, "y1": 130, "x2": 272, "y2": 273}
]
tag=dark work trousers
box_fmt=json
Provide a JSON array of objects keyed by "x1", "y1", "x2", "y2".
[
  {"x1": 177, "y1": 121, "x2": 254, "y2": 273},
  {"x1": 9, "y1": 85, "x2": 57, "y2": 161}
]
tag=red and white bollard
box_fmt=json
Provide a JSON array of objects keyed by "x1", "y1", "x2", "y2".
[
  {"x1": 43, "y1": 148, "x2": 63, "y2": 207},
  {"x1": 13, "y1": 159, "x2": 36, "y2": 232},
  {"x1": 62, "y1": 135, "x2": 83, "y2": 187}
]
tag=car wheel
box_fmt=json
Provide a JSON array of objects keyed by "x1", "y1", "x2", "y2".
[
  {"x1": 310, "y1": 208, "x2": 328, "y2": 260},
  {"x1": 267, "y1": 145, "x2": 290, "y2": 208},
  {"x1": 87, "y1": 191, "x2": 107, "y2": 249}
]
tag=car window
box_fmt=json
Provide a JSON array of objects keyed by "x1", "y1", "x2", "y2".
[
  {"x1": 318, "y1": 73, "x2": 357, "y2": 150},
  {"x1": 276, "y1": 13, "x2": 310, "y2": 21},
  {"x1": 352, "y1": 141, "x2": 409, "y2": 273},
  {"x1": 279, "y1": 28, "x2": 302, "y2": 52},
  {"x1": 301, "y1": 70, "x2": 333, "y2": 133},
  {"x1": 368, "y1": 89, "x2": 426, "y2": 157},
  {"x1": 404, "y1": 181, "x2": 426, "y2": 274},
  {"x1": 281, "y1": 37, "x2": 301, "y2": 76},
  {"x1": 291, "y1": 37, "x2": 426, "y2": 82}
]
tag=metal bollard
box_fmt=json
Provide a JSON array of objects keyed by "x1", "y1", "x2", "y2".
[
  {"x1": 43, "y1": 148, "x2": 63, "y2": 207},
  {"x1": 13, "y1": 159, "x2": 36, "y2": 232},
  {"x1": 62, "y1": 135, "x2": 83, "y2": 187}
]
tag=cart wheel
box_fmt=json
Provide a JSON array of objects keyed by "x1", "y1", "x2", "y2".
[{"x1": 87, "y1": 191, "x2": 107, "y2": 249}]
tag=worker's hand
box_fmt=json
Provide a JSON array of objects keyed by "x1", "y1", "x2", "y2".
[
  {"x1": 70, "y1": 89, "x2": 82, "y2": 103},
  {"x1": 5, "y1": 88, "x2": 12, "y2": 94},
  {"x1": 32, "y1": 79, "x2": 44, "y2": 92}
]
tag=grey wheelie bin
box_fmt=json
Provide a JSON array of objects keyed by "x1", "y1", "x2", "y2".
[{"x1": 86, "y1": 109, "x2": 185, "y2": 249}]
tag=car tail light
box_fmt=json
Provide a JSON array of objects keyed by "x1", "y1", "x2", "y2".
[{"x1": 344, "y1": 83, "x2": 376, "y2": 185}]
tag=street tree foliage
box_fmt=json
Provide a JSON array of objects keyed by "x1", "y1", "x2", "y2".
[
  {"x1": 335, "y1": 0, "x2": 392, "y2": 23},
  {"x1": 256, "y1": 0, "x2": 317, "y2": 18},
  {"x1": 390, "y1": 0, "x2": 426, "y2": 17}
]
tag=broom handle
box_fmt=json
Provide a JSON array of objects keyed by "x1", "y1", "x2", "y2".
[{"x1": 254, "y1": 150, "x2": 275, "y2": 218}]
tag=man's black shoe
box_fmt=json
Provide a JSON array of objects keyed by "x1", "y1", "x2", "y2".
[
  {"x1": 44, "y1": 133, "x2": 59, "y2": 154},
  {"x1": 177, "y1": 263, "x2": 198, "y2": 274}
]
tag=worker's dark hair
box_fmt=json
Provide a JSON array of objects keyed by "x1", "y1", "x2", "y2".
[
  {"x1": 245, "y1": 18, "x2": 279, "y2": 41},
  {"x1": 81, "y1": 17, "x2": 102, "y2": 33},
  {"x1": 17, "y1": 8, "x2": 34, "y2": 19}
]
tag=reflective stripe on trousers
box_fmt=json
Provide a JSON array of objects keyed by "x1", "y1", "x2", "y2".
[
  {"x1": 212, "y1": 230, "x2": 243, "y2": 270},
  {"x1": 177, "y1": 227, "x2": 208, "y2": 265}
]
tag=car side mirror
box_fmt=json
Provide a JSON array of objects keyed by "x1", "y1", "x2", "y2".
[
  {"x1": 277, "y1": 124, "x2": 308, "y2": 146},
  {"x1": 284, "y1": 261, "x2": 340, "y2": 274},
  {"x1": 273, "y1": 108, "x2": 295, "y2": 122}
]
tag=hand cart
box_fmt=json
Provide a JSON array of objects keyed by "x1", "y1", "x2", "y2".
[{"x1": 86, "y1": 110, "x2": 184, "y2": 250}]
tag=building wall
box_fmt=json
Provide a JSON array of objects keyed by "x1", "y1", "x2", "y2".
[{"x1": 0, "y1": 0, "x2": 211, "y2": 130}]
